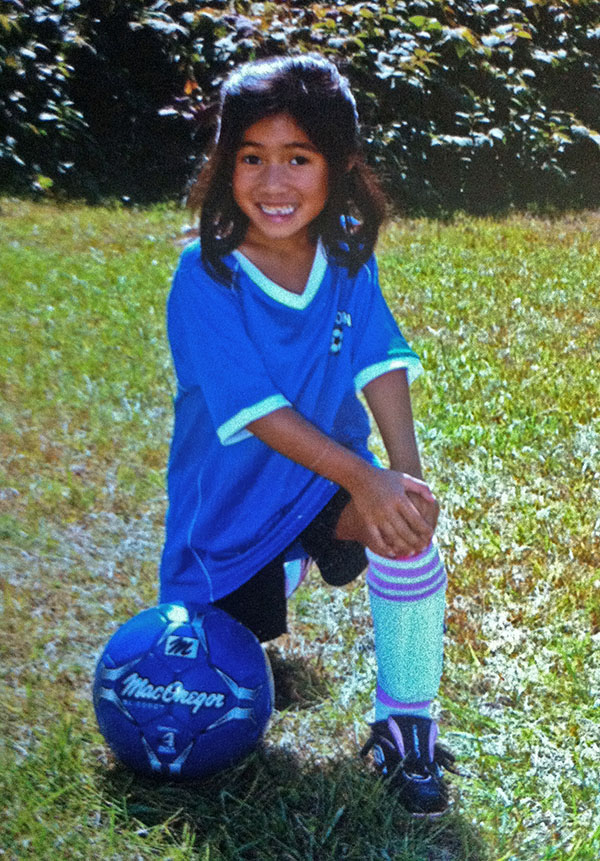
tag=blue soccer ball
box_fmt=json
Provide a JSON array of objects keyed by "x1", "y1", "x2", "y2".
[{"x1": 93, "y1": 603, "x2": 274, "y2": 779}]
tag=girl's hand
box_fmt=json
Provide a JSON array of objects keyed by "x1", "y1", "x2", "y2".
[
  {"x1": 406, "y1": 489, "x2": 440, "y2": 534},
  {"x1": 350, "y1": 467, "x2": 437, "y2": 558}
]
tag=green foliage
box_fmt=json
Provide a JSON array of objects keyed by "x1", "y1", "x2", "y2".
[{"x1": 0, "y1": 1, "x2": 599, "y2": 206}]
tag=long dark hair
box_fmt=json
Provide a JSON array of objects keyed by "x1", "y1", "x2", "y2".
[{"x1": 188, "y1": 54, "x2": 387, "y2": 285}]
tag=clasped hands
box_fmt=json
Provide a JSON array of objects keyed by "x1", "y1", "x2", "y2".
[{"x1": 351, "y1": 467, "x2": 439, "y2": 560}]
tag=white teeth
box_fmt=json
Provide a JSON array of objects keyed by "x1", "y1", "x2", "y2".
[{"x1": 259, "y1": 204, "x2": 296, "y2": 216}]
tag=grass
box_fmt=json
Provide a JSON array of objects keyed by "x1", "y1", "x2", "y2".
[{"x1": 1, "y1": 197, "x2": 599, "y2": 860}]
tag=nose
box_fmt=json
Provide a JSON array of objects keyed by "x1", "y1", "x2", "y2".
[{"x1": 260, "y1": 163, "x2": 287, "y2": 190}]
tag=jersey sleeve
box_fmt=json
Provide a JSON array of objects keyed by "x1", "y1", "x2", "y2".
[
  {"x1": 167, "y1": 246, "x2": 290, "y2": 445},
  {"x1": 352, "y1": 255, "x2": 423, "y2": 391}
]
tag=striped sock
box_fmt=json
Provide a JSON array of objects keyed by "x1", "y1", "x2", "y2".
[{"x1": 366, "y1": 543, "x2": 447, "y2": 722}]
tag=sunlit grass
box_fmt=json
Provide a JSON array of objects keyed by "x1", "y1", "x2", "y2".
[{"x1": 1, "y1": 198, "x2": 599, "y2": 859}]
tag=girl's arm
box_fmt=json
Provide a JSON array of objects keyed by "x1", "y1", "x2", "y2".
[
  {"x1": 363, "y1": 368, "x2": 439, "y2": 532},
  {"x1": 363, "y1": 368, "x2": 423, "y2": 477},
  {"x1": 247, "y1": 402, "x2": 435, "y2": 558}
]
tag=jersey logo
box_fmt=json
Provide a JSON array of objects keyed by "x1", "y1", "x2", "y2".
[{"x1": 330, "y1": 310, "x2": 352, "y2": 354}]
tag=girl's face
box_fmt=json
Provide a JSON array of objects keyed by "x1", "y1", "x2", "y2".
[{"x1": 232, "y1": 113, "x2": 329, "y2": 250}]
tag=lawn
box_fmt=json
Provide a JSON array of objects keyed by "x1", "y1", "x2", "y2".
[{"x1": 1, "y1": 198, "x2": 599, "y2": 860}]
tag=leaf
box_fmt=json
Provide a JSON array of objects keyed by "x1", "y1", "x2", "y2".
[
  {"x1": 315, "y1": 18, "x2": 337, "y2": 30},
  {"x1": 444, "y1": 26, "x2": 480, "y2": 48},
  {"x1": 571, "y1": 125, "x2": 600, "y2": 147},
  {"x1": 409, "y1": 15, "x2": 443, "y2": 32},
  {"x1": 36, "y1": 174, "x2": 54, "y2": 189},
  {"x1": 431, "y1": 134, "x2": 473, "y2": 147},
  {"x1": 482, "y1": 34, "x2": 503, "y2": 47},
  {"x1": 134, "y1": 14, "x2": 188, "y2": 36},
  {"x1": 0, "y1": 14, "x2": 20, "y2": 32},
  {"x1": 532, "y1": 49, "x2": 561, "y2": 64},
  {"x1": 310, "y1": 4, "x2": 327, "y2": 19}
]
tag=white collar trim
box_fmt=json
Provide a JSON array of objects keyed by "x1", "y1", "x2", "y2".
[{"x1": 232, "y1": 240, "x2": 327, "y2": 309}]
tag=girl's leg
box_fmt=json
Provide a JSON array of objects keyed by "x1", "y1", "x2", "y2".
[
  {"x1": 335, "y1": 500, "x2": 446, "y2": 720},
  {"x1": 298, "y1": 489, "x2": 367, "y2": 587},
  {"x1": 214, "y1": 554, "x2": 287, "y2": 643},
  {"x1": 303, "y1": 493, "x2": 452, "y2": 816}
]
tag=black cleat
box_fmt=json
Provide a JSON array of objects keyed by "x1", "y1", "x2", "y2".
[{"x1": 361, "y1": 715, "x2": 459, "y2": 817}]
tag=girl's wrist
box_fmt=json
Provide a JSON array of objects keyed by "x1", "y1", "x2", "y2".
[
  {"x1": 342, "y1": 457, "x2": 379, "y2": 496},
  {"x1": 388, "y1": 457, "x2": 423, "y2": 481},
  {"x1": 317, "y1": 440, "x2": 374, "y2": 496}
]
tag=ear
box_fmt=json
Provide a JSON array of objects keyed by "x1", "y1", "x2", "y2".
[{"x1": 346, "y1": 156, "x2": 357, "y2": 172}]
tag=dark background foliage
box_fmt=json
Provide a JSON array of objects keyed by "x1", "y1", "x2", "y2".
[{"x1": 1, "y1": 0, "x2": 599, "y2": 211}]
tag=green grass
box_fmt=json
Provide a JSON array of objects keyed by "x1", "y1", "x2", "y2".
[{"x1": 1, "y1": 198, "x2": 599, "y2": 860}]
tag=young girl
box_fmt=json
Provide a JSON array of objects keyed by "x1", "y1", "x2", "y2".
[{"x1": 160, "y1": 54, "x2": 456, "y2": 816}]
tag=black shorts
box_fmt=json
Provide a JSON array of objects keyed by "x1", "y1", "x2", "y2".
[{"x1": 214, "y1": 488, "x2": 367, "y2": 642}]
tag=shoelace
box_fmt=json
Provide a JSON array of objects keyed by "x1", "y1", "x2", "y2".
[{"x1": 361, "y1": 728, "x2": 463, "y2": 777}]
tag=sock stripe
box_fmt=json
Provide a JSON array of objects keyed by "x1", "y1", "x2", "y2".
[
  {"x1": 366, "y1": 561, "x2": 445, "y2": 593},
  {"x1": 367, "y1": 546, "x2": 441, "y2": 579},
  {"x1": 376, "y1": 685, "x2": 432, "y2": 712},
  {"x1": 368, "y1": 556, "x2": 441, "y2": 582},
  {"x1": 366, "y1": 542, "x2": 446, "y2": 601},
  {"x1": 366, "y1": 544, "x2": 437, "y2": 571},
  {"x1": 368, "y1": 572, "x2": 447, "y2": 602}
]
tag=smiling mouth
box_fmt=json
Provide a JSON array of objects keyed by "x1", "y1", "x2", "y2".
[{"x1": 258, "y1": 204, "x2": 297, "y2": 216}]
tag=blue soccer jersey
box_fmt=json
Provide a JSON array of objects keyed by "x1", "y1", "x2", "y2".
[{"x1": 159, "y1": 240, "x2": 423, "y2": 605}]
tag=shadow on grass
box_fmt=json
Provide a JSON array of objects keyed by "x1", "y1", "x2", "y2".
[
  {"x1": 98, "y1": 735, "x2": 488, "y2": 860},
  {"x1": 266, "y1": 645, "x2": 332, "y2": 712},
  {"x1": 91, "y1": 650, "x2": 489, "y2": 859}
]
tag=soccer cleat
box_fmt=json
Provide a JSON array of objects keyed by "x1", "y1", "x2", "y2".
[{"x1": 361, "y1": 715, "x2": 459, "y2": 816}]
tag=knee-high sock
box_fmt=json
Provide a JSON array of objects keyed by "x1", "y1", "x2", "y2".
[{"x1": 366, "y1": 543, "x2": 446, "y2": 721}]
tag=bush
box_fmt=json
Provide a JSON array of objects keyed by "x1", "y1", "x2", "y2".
[
  {"x1": 1, "y1": 0, "x2": 599, "y2": 210},
  {"x1": 0, "y1": 0, "x2": 196, "y2": 200}
]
